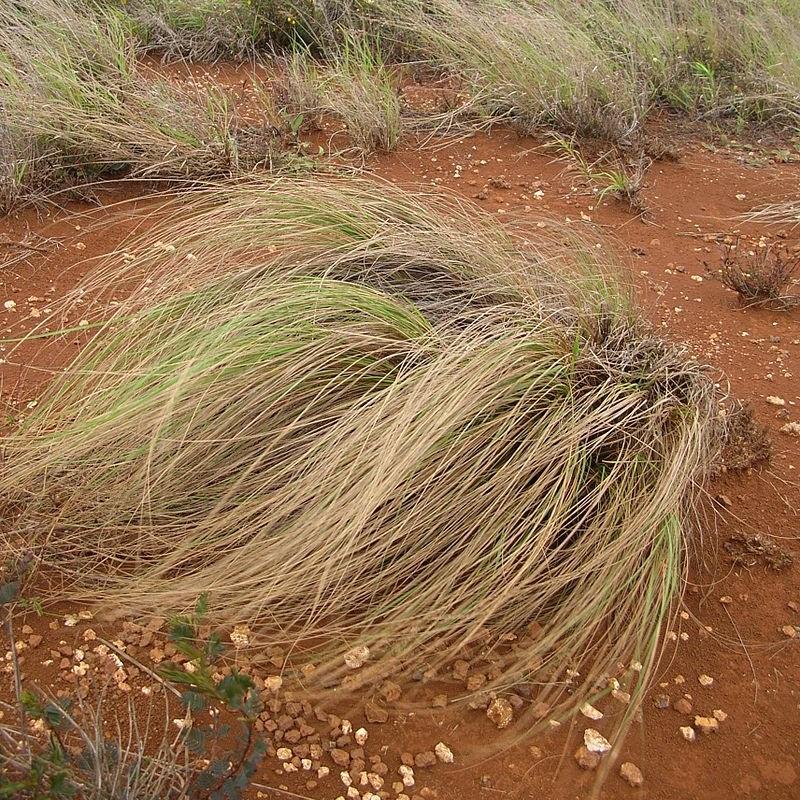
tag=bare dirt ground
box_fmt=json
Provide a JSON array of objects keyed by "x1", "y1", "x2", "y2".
[{"x1": 2, "y1": 79, "x2": 799, "y2": 800}]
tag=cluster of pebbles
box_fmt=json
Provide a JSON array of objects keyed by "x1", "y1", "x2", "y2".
[{"x1": 6, "y1": 608, "x2": 744, "y2": 796}]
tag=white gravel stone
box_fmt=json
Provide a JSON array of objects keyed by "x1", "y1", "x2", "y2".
[
  {"x1": 583, "y1": 728, "x2": 611, "y2": 754},
  {"x1": 580, "y1": 702, "x2": 603, "y2": 720},
  {"x1": 435, "y1": 742, "x2": 454, "y2": 763}
]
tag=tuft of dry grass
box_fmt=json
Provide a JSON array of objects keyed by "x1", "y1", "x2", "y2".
[
  {"x1": 280, "y1": 36, "x2": 402, "y2": 153},
  {"x1": 714, "y1": 238, "x2": 800, "y2": 308},
  {"x1": 744, "y1": 200, "x2": 800, "y2": 228},
  {"x1": 1, "y1": 177, "x2": 720, "y2": 731},
  {"x1": 0, "y1": 0, "x2": 286, "y2": 210}
]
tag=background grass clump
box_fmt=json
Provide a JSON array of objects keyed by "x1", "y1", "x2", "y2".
[
  {"x1": 116, "y1": 0, "x2": 800, "y2": 140},
  {"x1": 1, "y1": 177, "x2": 721, "y2": 726},
  {"x1": 281, "y1": 35, "x2": 402, "y2": 152},
  {"x1": 0, "y1": 0, "x2": 285, "y2": 210}
]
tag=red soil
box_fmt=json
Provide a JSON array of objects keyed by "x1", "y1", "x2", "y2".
[{"x1": 2, "y1": 118, "x2": 799, "y2": 799}]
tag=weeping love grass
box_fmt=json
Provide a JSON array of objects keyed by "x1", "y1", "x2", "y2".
[
  {"x1": 1, "y1": 177, "x2": 721, "y2": 727},
  {"x1": 0, "y1": 0, "x2": 284, "y2": 210},
  {"x1": 281, "y1": 36, "x2": 402, "y2": 153},
  {"x1": 121, "y1": 0, "x2": 800, "y2": 139}
]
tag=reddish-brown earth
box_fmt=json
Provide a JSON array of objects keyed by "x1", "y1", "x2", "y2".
[{"x1": 2, "y1": 102, "x2": 799, "y2": 800}]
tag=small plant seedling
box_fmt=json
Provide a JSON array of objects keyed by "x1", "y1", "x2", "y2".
[
  {"x1": 710, "y1": 238, "x2": 800, "y2": 308},
  {"x1": 287, "y1": 112, "x2": 305, "y2": 139},
  {"x1": 1, "y1": 590, "x2": 267, "y2": 800},
  {"x1": 547, "y1": 134, "x2": 650, "y2": 212},
  {"x1": 158, "y1": 594, "x2": 266, "y2": 798}
]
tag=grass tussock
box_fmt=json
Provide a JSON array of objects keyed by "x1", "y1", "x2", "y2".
[
  {"x1": 0, "y1": 0, "x2": 284, "y2": 210},
  {"x1": 2, "y1": 178, "x2": 720, "y2": 721},
  {"x1": 124, "y1": 0, "x2": 348, "y2": 59},
  {"x1": 281, "y1": 36, "x2": 402, "y2": 153},
  {"x1": 745, "y1": 200, "x2": 800, "y2": 228}
]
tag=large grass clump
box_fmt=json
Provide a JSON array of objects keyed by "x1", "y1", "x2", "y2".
[
  {"x1": 0, "y1": 0, "x2": 283, "y2": 210},
  {"x1": 1, "y1": 177, "x2": 720, "y2": 720},
  {"x1": 391, "y1": 0, "x2": 800, "y2": 137}
]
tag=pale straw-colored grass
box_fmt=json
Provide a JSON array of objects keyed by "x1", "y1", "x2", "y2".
[
  {"x1": 0, "y1": 0, "x2": 284, "y2": 209},
  {"x1": 744, "y1": 200, "x2": 800, "y2": 228},
  {"x1": 1, "y1": 177, "x2": 720, "y2": 731},
  {"x1": 279, "y1": 34, "x2": 402, "y2": 153}
]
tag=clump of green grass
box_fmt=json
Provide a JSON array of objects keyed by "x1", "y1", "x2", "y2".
[
  {"x1": 0, "y1": 0, "x2": 285, "y2": 210},
  {"x1": 123, "y1": 0, "x2": 278, "y2": 59},
  {"x1": 280, "y1": 36, "x2": 402, "y2": 153},
  {"x1": 391, "y1": 0, "x2": 644, "y2": 141},
  {"x1": 123, "y1": 0, "x2": 349, "y2": 59},
  {"x1": 107, "y1": 0, "x2": 800, "y2": 141},
  {"x1": 89, "y1": 0, "x2": 800, "y2": 146},
  {"x1": 2, "y1": 177, "x2": 720, "y2": 730}
]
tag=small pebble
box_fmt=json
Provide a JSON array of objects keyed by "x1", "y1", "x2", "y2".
[
  {"x1": 486, "y1": 697, "x2": 513, "y2": 729},
  {"x1": 344, "y1": 645, "x2": 370, "y2": 669},
  {"x1": 680, "y1": 726, "x2": 696, "y2": 742},
  {"x1": 398, "y1": 765, "x2": 415, "y2": 788},
  {"x1": 583, "y1": 728, "x2": 611, "y2": 754},
  {"x1": 654, "y1": 694, "x2": 670, "y2": 709},
  {"x1": 620, "y1": 761, "x2": 644, "y2": 787},
  {"x1": 673, "y1": 697, "x2": 693, "y2": 715},
  {"x1": 580, "y1": 702, "x2": 603, "y2": 720},
  {"x1": 574, "y1": 745, "x2": 601, "y2": 770},
  {"x1": 434, "y1": 742, "x2": 454, "y2": 764},
  {"x1": 695, "y1": 716, "x2": 719, "y2": 735}
]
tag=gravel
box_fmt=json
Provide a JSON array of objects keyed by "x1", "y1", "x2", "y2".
[
  {"x1": 583, "y1": 728, "x2": 612, "y2": 754},
  {"x1": 486, "y1": 697, "x2": 514, "y2": 729}
]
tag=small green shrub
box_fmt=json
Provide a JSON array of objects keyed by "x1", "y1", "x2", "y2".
[
  {"x1": 548, "y1": 134, "x2": 650, "y2": 212},
  {"x1": 0, "y1": 587, "x2": 265, "y2": 800}
]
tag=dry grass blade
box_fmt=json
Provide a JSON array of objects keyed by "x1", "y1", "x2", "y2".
[
  {"x1": 1, "y1": 177, "x2": 721, "y2": 738},
  {"x1": 743, "y1": 200, "x2": 800, "y2": 228}
]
